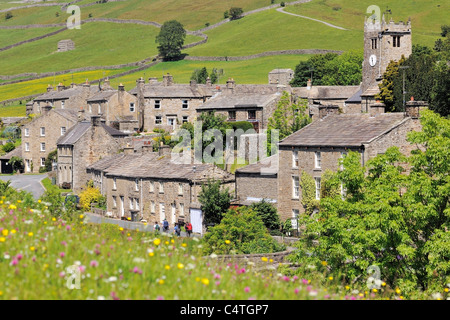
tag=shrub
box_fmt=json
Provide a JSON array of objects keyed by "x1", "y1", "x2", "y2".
[
  {"x1": 203, "y1": 206, "x2": 285, "y2": 255},
  {"x1": 79, "y1": 186, "x2": 104, "y2": 211},
  {"x1": 5, "y1": 12, "x2": 13, "y2": 20},
  {"x1": 223, "y1": 10, "x2": 229, "y2": 19},
  {"x1": 280, "y1": 2, "x2": 285, "y2": 7},
  {"x1": 39, "y1": 167, "x2": 47, "y2": 173},
  {"x1": 229, "y1": 7, "x2": 243, "y2": 20},
  {"x1": 2, "y1": 142, "x2": 15, "y2": 153},
  {"x1": 250, "y1": 199, "x2": 281, "y2": 231}
]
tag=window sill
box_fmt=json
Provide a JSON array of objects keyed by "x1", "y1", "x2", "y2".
[{"x1": 313, "y1": 168, "x2": 322, "y2": 172}]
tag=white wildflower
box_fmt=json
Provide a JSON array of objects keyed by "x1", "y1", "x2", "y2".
[
  {"x1": 4, "y1": 254, "x2": 10, "y2": 259},
  {"x1": 432, "y1": 292, "x2": 443, "y2": 300},
  {"x1": 192, "y1": 237, "x2": 199, "y2": 242},
  {"x1": 108, "y1": 276, "x2": 117, "y2": 282},
  {"x1": 133, "y1": 257, "x2": 145, "y2": 264},
  {"x1": 210, "y1": 253, "x2": 218, "y2": 259},
  {"x1": 309, "y1": 291, "x2": 318, "y2": 297},
  {"x1": 185, "y1": 263, "x2": 195, "y2": 270},
  {"x1": 97, "y1": 296, "x2": 105, "y2": 300}
]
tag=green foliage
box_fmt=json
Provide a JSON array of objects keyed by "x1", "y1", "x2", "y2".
[
  {"x1": 300, "y1": 171, "x2": 319, "y2": 215},
  {"x1": 2, "y1": 142, "x2": 15, "y2": 153},
  {"x1": 44, "y1": 149, "x2": 57, "y2": 172},
  {"x1": 9, "y1": 156, "x2": 23, "y2": 173},
  {"x1": 268, "y1": 91, "x2": 310, "y2": 141},
  {"x1": 290, "y1": 111, "x2": 450, "y2": 296},
  {"x1": 0, "y1": 180, "x2": 12, "y2": 197},
  {"x1": 226, "y1": 121, "x2": 254, "y2": 133},
  {"x1": 190, "y1": 67, "x2": 209, "y2": 84},
  {"x1": 155, "y1": 20, "x2": 186, "y2": 61},
  {"x1": 375, "y1": 58, "x2": 404, "y2": 112},
  {"x1": 198, "y1": 179, "x2": 231, "y2": 227},
  {"x1": 229, "y1": 7, "x2": 243, "y2": 20},
  {"x1": 79, "y1": 186, "x2": 105, "y2": 211},
  {"x1": 5, "y1": 12, "x2": 13, "y2": 20},
  {"x1": 250, "y1": 199, "x2": 280, "y2": 231},
  {"x1": 203, "y1": 206, "x2": 285, "y2": 255}
]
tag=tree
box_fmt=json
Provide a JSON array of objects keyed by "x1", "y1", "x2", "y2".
[
  {"x1": 289, "y1": 110, "x2": 450, "y2": 295},
  {"x1": 250, "y1": 199, "x2": 280, "y2": 232},
  {"x1": 9, "y1": 156, "x2": 23, "y2": 173},
  {"x1": 321, "y1": 50, "x2": 363, "y2": 86},
  {"x1": 290, "y1": 53, "x2": 339, "y2": 87},
  {"x1": 155, "y1": 20, "x2": 186, "y2": 61},
  {"x1": 198, "y1": 179, "x2": 231, "y2": 227},
  {"x1": 202, "y1": 207, "x2": 285, "y2": 255},
  {"x1": 430, "y1": 61, "x2": 450, "y2": 117},
  {"x1": 2, "y1": 142, "x2": 15, "y2": 153},
  {"x1": 79, "y1": 186, "x2": 105, "y2": 211},
  {"x1": 268, "y1": 91, "x2": 310, "y2": 140},
  {"x1": 229, "y1": 7, "x2": 243, "y2": 20},
  {"x1": 190, "y1": 67, "x2": 209, "y2": 84},
  {"x1": 375, "y1": 58, "x2": 404, "y2": 112},
  {"x1": 5, "y1": 12, "x2": 12, "y2": 20},
  {"x1": 44, "y1": 149, "x2": 57, "y2": 172}
]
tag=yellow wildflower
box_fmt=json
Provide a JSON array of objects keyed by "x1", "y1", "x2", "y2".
[
  {"x1": 38, "y1": 200, "x2": 41, "y2": 203},
  {"x1": 119, "y1": 227, "x2": 124, "y2": 231},
  {"x1": 445, "y1": 288, "x2": 449, "y2": 293},
  {"x1": 201, "y1": 278, "x2": 210, "y2": 286},
  {"x1": 328, "y1": 276, "x2": 333, "y2": 281},
  {"x1": 165, "y1": 241, "x2": 169, "y2": 245},
  {"x1": 345, "y1": 286, "x2": 350, "y2": 290},
  {"x1": 165, "y1": 265, "x2": 171, "y2": 270},
  {"x1": 153, "y1": 238, "x2": 161, "y2": 246},
  {"x1": 261, "y1": 257, "x2": 268, "y2": 262},
  {"x1": 395, "y1": 288, "x2": 401, "y2": 294},
  {"x1": 158, "y1": 279, "x2": 164, "y2": 285},
  {"x1": 373, "y1": 289, "x2": 378, "y2": 293},
  {"x1": 28, "y1": 232, "x2": 33, "y2": 237},
  {"x1": 177, "y1": 263, "x2": 184, "y2": 269},
  {"x1": 148, "y1": 252, "x2": 154, "y2": 257},
  {"x1": 9, "y1": 205, "x2": 16, "y2": 210},
  {"x1": 225, "y1": 240, "x2": 231, "y2": 245},
  {"x1": 382, "y1": 282, "x2": 386, "y2": 287},
  {"x1": 30, "y1": 246, "x2": 35, "y2": 251},
  {"x1": 10, "y1": 229, "x2": 16, "y2": 234},
  {"x1": 195, "y1": 277, "x2": 200, "y2": 282},
  {"x1": 181, "y1": 243, "x2": 187, "y2": 247},
  {"x1": 2, "y1": 229, "x2": 8, "y2": 236},
  {"x1": 269, "y1": 259, "x2": 273, "y2": 263},
  {"x1": 52, "y1": 217, "x2": 56, "y2": 222},
  {"x1": 170, "y1": 239, "x2": 175, "y2": 244},
  {"x1": 0, "y1": 237, "x2": 5, "y2": 242},
  {"x1": 79, "y1": 214, "x2": 84, "y2": 219},
  {"x1": 321, "y1": 261, "x2": 328, "y2": 266}
]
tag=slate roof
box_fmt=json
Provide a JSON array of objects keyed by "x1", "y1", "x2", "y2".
[
  {"x1": 345, "y1": 87, "x2": 363, "y2": 104},
  {"x1": 293, "y1": 85, "x2": 360, "y2": 100},
  {"x1": 198, "y1": 92, "x2": 280, "y2": 110},
  {"x1": 0, "y1": 146, "x2": 22, "y2": 160},
  {"x1": 269, "y1": 69, "x2": 294, "y2": 74},
  {"x1": 279, "y1": 113, "x2": 408, "y2": 148},
  {"x1": 235, "y1": 154, "x2": 279, "y2": 176},
  {"x1": 88, "y1": 152, "x2": 234, "y2": 182},
  {"x1": 86, "y1": 90, "x2": 117, "y2": 102},
  {"x1": 34, "y1": 86, "x2": 99, "y2": 101},
  {"x1": 57, "y1": 120, "x2": 128, "y2": 145},
  {"x1": 53, "y1": 109, "x2": 79, "y2": 123}
]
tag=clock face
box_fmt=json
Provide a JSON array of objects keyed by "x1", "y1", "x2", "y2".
[{"x1": 369, "y1": 54, "x2": 377, "y2": 67}]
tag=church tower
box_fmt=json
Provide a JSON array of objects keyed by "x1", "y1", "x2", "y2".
[{"x1": 361, "y1": 15, "x2": 412, "y2": 105}]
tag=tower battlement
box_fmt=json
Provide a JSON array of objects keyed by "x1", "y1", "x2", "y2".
[{"x1": 365, "y1": 15, "x2": 411, "y2": 33}]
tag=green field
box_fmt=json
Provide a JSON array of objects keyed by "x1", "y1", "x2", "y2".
[
  {"x1": 185, "y1": 9, "x2": 362, "y2": 57},
  {"x1": 0, "y1": 27, "x2": 61, "y2": 48},
  {"x1": 0, "y1": 104, "x2": 26, "y2": 117},
  {"x1": 284, "y1": 0, "x2": 447, "y2": 48},
  {"x1": 0, "y1": 22, "x2": 202, "y2": 75},
  {"x1": 108, "y1": 55, "x2": 311, "y2": 88}
]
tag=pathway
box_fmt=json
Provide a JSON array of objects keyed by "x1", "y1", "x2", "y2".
[
  {"x1": 0, "y1": 173, "x2": 46, "y2": 199},
  {"x1": 276, "y1": 7, "x2": 348, "y2": 30}
]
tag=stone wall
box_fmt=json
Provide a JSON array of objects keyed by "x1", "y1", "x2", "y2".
[
  {"x1": 0, "y1": 28, "x2": 67, "y2": 53},
  {"x1": 236, "y1": 173, "x2": 277, "y2": 203}
]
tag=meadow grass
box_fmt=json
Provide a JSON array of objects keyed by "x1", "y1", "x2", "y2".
[
  {"x1": 0, "y1": 27, "x2": 60, "y2": 48},
  {"x1": 0, "y1": 104, "x2": 26, "y2": 117},
  {"x1": 0, "y1": 22, "x2": 202, "y2": 75},
  {"x1": 185, "y1": 9, "x2": 363, "y2": 57},
  {"x1": 0, "y1": 195, "x2": 413, "y2": 300},
  {"x1": 0, "y1": 68, "x2": 134, "y2": 103},
  {"x1": 284, "y1": 0, "x2": 447, "y2": 48},
  {"x1": 108, "y1": 55, "x2": 312, "y2": 88},
  {"x1": 41, "y1": 177, "x2": 72, "y2": 195}
]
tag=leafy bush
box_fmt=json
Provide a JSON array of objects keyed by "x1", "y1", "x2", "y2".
[
  {"x1": 79, "y1": 186, "x2": 105, "y2": 211},
  {"x1": 38, "y1": 167, "x2": 47, "y2": 173},
  {"x1": 229, "y1": 7, "x2": 243, "y2": 20},
  {"x1": 198, "y1": 179, "x2": 231, "y2": 226},
  {"x1": 250, "y1": 199, "x2": 280, "y2": 231},
  {"x1": 2, "y1": 142, "x2": 15, "y2": 153},
  {"x1": 203, "y1": 207, "x2": 285, "y2": 255}
]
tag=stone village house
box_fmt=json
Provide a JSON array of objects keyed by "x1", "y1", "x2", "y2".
[
  {"x1": 86, "y1": 146, "x2": 234, "y2": 233},
  {"x1": 21, "y1": 106, "x2": 82, "y2": 173},
  {"x1": 56, "y1": 115, "x2": 129, "y2": 193}
]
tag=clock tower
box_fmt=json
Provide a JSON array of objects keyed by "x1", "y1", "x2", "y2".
[{"x1": 361, "y1": 15, "x2": 412, "y2": 104}]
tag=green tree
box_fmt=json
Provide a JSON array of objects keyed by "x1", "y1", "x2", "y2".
[
  {"x1": 229, "y1": 7, "x2": 243, "y2": 20},
  {"x1": 155, "y1": 20, "x2": 186, "y2": 61},
  {"x1": 191, "y1": 67, "x2": 209, "y2": 84},
  {"x1": 289, "y1": 110, "x2": 450, "y2": 295},
  {"x1": 203, "y1": 206, "x2": 285, "y2": 255},
  {"x1": 198, "y1": 179, "x2": 231, "y2": 227},
  {"x1": 290, "y1": 53, "x2": 339, "y2": 87},
  {"x1": 250, "y1": 199, "x2": 280, "y2": 231},
  {"x1": 2, "y1": 142, "x2": 15, "y2": 153},
  {"x1": 321, "y1": 50, "x2": 363, "y2": 86},
  {"x1": 430, "y1": 61, "x2": 450, "y2": 117},
  {"x1": 268, "y1": 91, "x2": 310, "y2": 140},
  {"x1": 375, "y1": 58, "x2": 404, "y2": 112},
  {"x1": 44, "y1": 149, "x2": 57, "y2": 172}
]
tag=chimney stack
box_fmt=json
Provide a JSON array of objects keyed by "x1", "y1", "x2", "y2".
[
  {"x1": 405, "y1": 99, "x2": 428, "y2": 119},
  {"x1": 91, "y1": 115, "x2": 101, "y2": 127},
  {"x1": 42, "y1": 104, "x2": 52, "y2": 115},
  {"x1": 190, "y1": 79, "x2": 198, "y2": 89},
  {"x1": 123, "y1": 143, "x2": 134, "y2": 155},
  {"x1": 163, "y1": 73, "x2": 173, "y2": 86},
  {"x1": 307, "y1": 79, "x2": 312, "y2": 90},
  {"x1": 78, "y1": 108, "x2": 85, "y2": 122},
  {"x1": 46, "y1": 84, "x2": 53, "y2": 92},
  {"x1": 57, "y1": 83, "x2": 65, "y2": 92},
  {"x1": 148, "y1": 77, "x2": 158, "y2": 84},
  {"x1": 318, "y1": 105, "x2": 339, "y2": 119},
  {"x1": 226, "y1": 78, "x2": 235, "y2": 94},
  {"x1": 103, "y1": 77, "x2": 111, "y2": 90},
  {"x1": 206, "y1": 77, "x2": 212, "y2": 87},
  {"x1": 159, "y1": 145, "x2": 171, "y2": 156},
  {"x1": 369, "y1": 101, "x2": 386, "y2": 117},
  {"x1": 118, "y1": 83, "x2": 125, "y2": 92}
]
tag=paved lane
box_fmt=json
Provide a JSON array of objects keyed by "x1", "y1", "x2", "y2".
[{"x1": 0, "y1": 174, "x2": 47, "y2": 199}]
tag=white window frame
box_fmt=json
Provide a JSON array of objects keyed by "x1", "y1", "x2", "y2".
[
  {"x1": 113, "y1": 178, "x2": 117, "y2": 190},
  {"x1": 150, "y1": 181, "x2": 155, "y2": 193},
  {"x1": 159, "y1": 182, "x2": 164, "y2": 194},
  {"x1": 160, "y1": 202, "x2": 165, "y2": 221},
  {"x1": 112, "y1": 196, "x2": 117, "y2": 208},
  {"x1": 182, "y1": 116, "x2": 188, "y2": 123},
  {"x1": 129, "y1": 198, "x2": 134, "y2": 210},
  {"x1": 178, "y1": 183, "x2": 183, "y2": 196},
  {"x1": 61, "y1": 100, "x2": 65, "y2": 109},
  {"x1": 340, "y1": 152, "x2": 347, "y2": 170},
  {"x1": 182, "y1": 100, "x2": 188, "y2": 109},
  {"x1": 135, "y1": 179, "x2": 139, "y2": 191},
  {"x1": 292, "y1": 176, "x2": 300, "y2": 199},
  {"x1": 40, "y1": 127, "x2": 45, "y2": 137},
  {"x1": 61, "y1": 127, "x2": 66, "y2": 136},
  {"x1": 179, "y1": 203, "x2": 184, "y2": 217},
  {"x1": 151, "y1": 201, "x2": 155, "y2": 214},
  {"x1": 40, "y1": 157, "x2": 45, "y2": 167},
  {"x1": 25, "y1": 142, "x2": 30, "y2": 152},
  {"x1": 154, "y1": 100, "x2": 161, "y2": 109},
  {"x1": 155, "y1": 116, "x2": 162, "y2": 125},
  {"x1": 315, "y1": 152, "x2": 321, "y2": 169},
  {"x1": 293, "y1": 150, "x2": 299, "y2": 168},
  {"x1": 24, "y1": 128, "x2": 29, "y2": 137},
  {"x1": 40, "y1": 142, "x2": 46, "y2": 152},
  {"x1": 292, "y1": 209, "x2": 299, "y2": 231},
  {"x1": 315, "y1": 177, "x2": 321, "y2": 200},
  {"x1": 135, "y1": 198, "x2": 140, "y2": 211}
]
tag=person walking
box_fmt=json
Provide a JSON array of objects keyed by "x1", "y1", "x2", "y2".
[
  {"x1": 185, "y1": 221, "x2": 192, "y2": 237},
  {"x1": 163, "y1": 218, "x2": 169, "y2": 232},
  {"x1": 174, "y1": 223, "x2": 181, "y2": 237},
  {"x1": 154, "y1": 221, "x2": 160, "y2": 234}
]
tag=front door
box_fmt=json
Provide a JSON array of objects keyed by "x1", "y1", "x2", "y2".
[
  {"x1": 120, "y1": 196, "x2": 124, "y2": 217},
  {"x1": 189, "y1": 208, "x2": 203, "y2": 235}
]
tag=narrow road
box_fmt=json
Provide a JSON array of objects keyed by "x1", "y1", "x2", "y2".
[
  {"x1": 276, "y1": 7, "x2": 348, "y2": 31},
  {"x1": 0, "y1": 173, "x2": 47, "y2": 199}
]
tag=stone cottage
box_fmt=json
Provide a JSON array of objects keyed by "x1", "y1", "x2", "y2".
[
  {"x1": 56, "y1": 115, "x2": 129, "y2": 193},
  {"x1": 86, "y1": 146, "x2": 235, "y2": 229},
  {"x1": 21, "y1": 106, "x2": 81, "y2": 173}
]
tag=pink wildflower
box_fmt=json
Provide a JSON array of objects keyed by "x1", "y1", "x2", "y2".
[
  {"x1": 59, "y1": 252, "x2": 65, "y2": 258},
  {"x1": 244, "y1": 287, "x2": 250, "y2": 293},
  {"x1": 90, "y1": 260, "x2": 99, "y2": 267},
  {"x1": 16, "y1": 253, "x2": 23, "y2": 261},
  {"x1": 294, "y1": 288, "x2": 300, "y2": 294}
]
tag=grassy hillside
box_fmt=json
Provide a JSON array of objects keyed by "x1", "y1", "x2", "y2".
[
  {"x1": 284, "y1": 0, "x2": 448, "y2": 47},
  {"x1": 185, "y1": 9, "x2": 362, "y2": 56},
  {"x1": 0, "y1": 22, "x2": 201, "y2": 75},
  {"x1": 0, "y1": 27, "x2": 60, "y2": 48}
]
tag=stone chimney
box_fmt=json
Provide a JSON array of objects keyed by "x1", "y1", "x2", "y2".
[
  {"x1": 57, "y1": 83, "x2": 65, "y2": 92},
  {"x1": 307, "y1": 79, "x2": 312, "y2": 90},
  {"x1": 318, "y1": 105, "x2": 339, "y2": 119},
  {"x1": 78, "y1": 108, "x2": 85, "y2": 121},
  {"x1": 159, "y1": 145, "x2": 171, "y2": 156},
  {"x1": 206, "y1": 77, "x2": 212, "y2": 87},
  {"x1": 47, "y1": 85, "x2": 53, "y2": 92},
  {"x1": 148, "y1": 77, "x2": 158, "y2": 84},
  {"x1": 91, "y1": 115, "x2": 101, "y2": 127},
  {"x1": 70, "y1": 83, "x2": 77, "y2": 89},
  {"x1": 141, "y1": 144, "x2": 153, "y2": 154},
  {"x1": 82, "y1": 80, "x2": 90, "y2": 93},
  {"x1": 118, "y1": 83, "x2": 125, "y2": 92},
  {"x1": 42, "y1": 104, "x2": 52, "y2": 115},
  {"x1": 226, "y1": 78, "x2": 235, "y2": 94},
  {"x1": 103, "y1": 77, "x2": 111, "y2": 89},
  {"x1": 277, "y1": 84, "x2": 286, "y2": 94},
  {"x1": 123, "y1": 143, "x2": 134, "y2": 155},
  {"x1": 369, "y1": 101, "x2": 386, "y2": 117},
  {"x1": 405, "y1": 98, "x2": 428, "y2": 119},
  {"x1": 163, "y1": 73, "x2": 173, "y2": 86}
]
